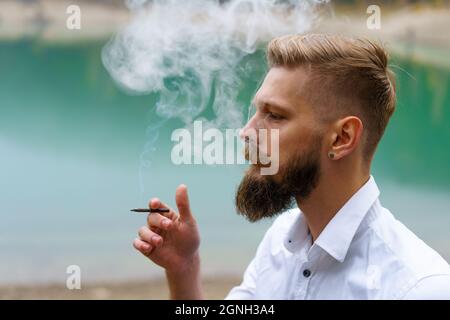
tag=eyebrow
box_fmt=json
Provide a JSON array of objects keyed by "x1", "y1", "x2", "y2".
[{"x1": 251, "y1": 98, "x2": 294, "y2": 114}]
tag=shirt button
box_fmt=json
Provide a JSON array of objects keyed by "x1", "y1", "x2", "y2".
[{"x1": 303, "y1": 269, "x2": 312, "y2": 278}]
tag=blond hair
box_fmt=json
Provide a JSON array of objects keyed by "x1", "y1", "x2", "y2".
[{"x1": 267, "y1": 33, "x2": 396, "y2": 160}]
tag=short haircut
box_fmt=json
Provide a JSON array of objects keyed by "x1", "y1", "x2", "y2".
[{"x1": 267, "y1": 33, "x2": 396, "y2": 160}]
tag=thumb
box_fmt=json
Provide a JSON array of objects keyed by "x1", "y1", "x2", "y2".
[{"x1": 175, "y1": 184, "x2": 193, "y2": 222}]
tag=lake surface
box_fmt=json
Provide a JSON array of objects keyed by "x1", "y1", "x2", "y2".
[{"x1": 1, "y1": 40, "x2": 449, "y2": 285}]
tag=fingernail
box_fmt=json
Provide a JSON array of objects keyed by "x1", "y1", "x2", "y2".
[{"x1": 151, "y1": 198, "x2": 159, "y2": 207}]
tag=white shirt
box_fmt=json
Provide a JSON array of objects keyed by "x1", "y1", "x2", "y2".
[{"x1": 226, "y1": 176, "x2": 450, "y2": 300}]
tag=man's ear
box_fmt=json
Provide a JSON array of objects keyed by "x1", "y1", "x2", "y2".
[{"x1": 328, "y1": 116, "x2": 363, "y2": 160}]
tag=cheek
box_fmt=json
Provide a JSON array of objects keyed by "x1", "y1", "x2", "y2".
[
  {"x1": 276, "y1": 125, "x2": 319, "y2": 163},
  {"x1": 262, "y1": 124, "x2": 289, "y2": 153},
  {"x1": 262, "y1": 118, "x2": 316, "y2": 159},
  {"x1": 277, "y1": 137, "x2": 298, "y2": 166},
  {"x1": 275, "y1": 127, "x2": 302, "y2": 157}
]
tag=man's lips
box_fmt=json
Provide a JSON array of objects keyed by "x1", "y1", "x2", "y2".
[{"x1": 244, "y1": 142, "x2": 272, "y2": 167}]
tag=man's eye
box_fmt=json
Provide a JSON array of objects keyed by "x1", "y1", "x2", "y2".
[{"x1": 266, "y1": 112, "x2": 284, "y2": 121}]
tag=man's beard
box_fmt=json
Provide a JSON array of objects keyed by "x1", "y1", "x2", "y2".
[{"x1": 235, "y1": 142, "x2": 321, "y2": 222}]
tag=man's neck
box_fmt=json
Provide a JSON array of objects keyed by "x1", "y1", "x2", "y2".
[{"x1": 295, "y1": 170, "x2": 370, "y2": 242}]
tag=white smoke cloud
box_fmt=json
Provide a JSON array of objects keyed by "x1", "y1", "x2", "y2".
[
  {"x1": 102, "y1": 0, "x2": 329, "y2": 197},
  {"x1": 102, "y1": 0, "x2": 329, "y2": 128}
]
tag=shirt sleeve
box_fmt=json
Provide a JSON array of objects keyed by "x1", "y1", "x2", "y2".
[
  {"x1": 401, "y1": 274, "x2": 450, "y2": 300},
  {"x1": 224, "y1": 223, "x2": 276, "y2": 300},
  {"x1": 224, "y1": 255, "x2": 259, "y2": 300}
]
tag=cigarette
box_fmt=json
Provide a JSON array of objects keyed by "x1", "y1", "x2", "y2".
[{"x1": 130, "y1": 208, "x2": 170, "y2": 213}]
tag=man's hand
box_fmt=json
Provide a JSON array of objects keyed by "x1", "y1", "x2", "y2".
[{"x1": 133, "y1": 184, "x2": 203, "y2": 299}]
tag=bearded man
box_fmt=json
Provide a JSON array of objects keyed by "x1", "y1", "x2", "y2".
[{"x1": 133, "y1": 34, "x2": 450, "y2": 300}]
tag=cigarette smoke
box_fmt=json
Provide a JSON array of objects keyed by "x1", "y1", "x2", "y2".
[
  {"x1": 101, "y1": 0, "x2": 330, "y2": 194},
  {"x1": 103, "y1": 0, "x2": 329, "y2": 127}
]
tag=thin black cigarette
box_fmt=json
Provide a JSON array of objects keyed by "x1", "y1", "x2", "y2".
[{"x1": 130, "y1": 208, "x2": 170, "y2": 213}]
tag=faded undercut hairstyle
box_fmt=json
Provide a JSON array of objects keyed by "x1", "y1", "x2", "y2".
[{"x1": 267, "y1": 33, "x2": 396, "y2": 161}]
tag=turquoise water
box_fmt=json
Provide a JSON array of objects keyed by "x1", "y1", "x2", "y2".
[{"x1": 1, "y1": 40, "x2": 449, "y2": 285}]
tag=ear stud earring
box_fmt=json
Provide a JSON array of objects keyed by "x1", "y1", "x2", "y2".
[{"x1": 328, "y1": 152, "x2": 335, "y2": 159}]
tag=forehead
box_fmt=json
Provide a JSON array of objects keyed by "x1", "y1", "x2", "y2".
[{"x1": 254, "y1": 66, "x2": 309, "y2": 110}]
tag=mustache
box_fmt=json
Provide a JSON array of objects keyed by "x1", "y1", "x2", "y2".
[{"x1": 243, "y1": 139, "x2": 271, "y2": 167}]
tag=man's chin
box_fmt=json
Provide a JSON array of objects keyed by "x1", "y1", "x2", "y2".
[{"x1": 235, "y1": 168, "x2": 294, "y2": 222}]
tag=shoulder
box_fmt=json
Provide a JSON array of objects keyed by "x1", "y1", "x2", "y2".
[
  {"x1": 402, "y1": 275, "x2": 450, "y2": 299},
  {"x1": 360, "y1": 203, "x2": 450, "y2": 298}
]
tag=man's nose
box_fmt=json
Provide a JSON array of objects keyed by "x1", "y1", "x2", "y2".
[{"x1": 239, "y1": 114, "x2": 259, "y2": 141}]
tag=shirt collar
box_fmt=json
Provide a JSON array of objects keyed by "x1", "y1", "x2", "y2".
[{"x1": 284, "y1": 175, "x2": 380, "y2": 263}]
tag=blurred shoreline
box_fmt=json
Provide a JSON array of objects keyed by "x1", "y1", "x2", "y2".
[
  {"x1": 0, "y1": 276, "x2": 240, "y2": 299},
  {"x1": 0, "y1": 0, "x2": 129, "y2": 43},
  {"x1": 1, "y1": 1, "x2": 449, "y2": 68},
  {"x1": 313, "y1": 6, "x2": 450, "y2": 69}
]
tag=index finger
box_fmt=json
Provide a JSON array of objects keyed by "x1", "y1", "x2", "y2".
[{"x1": 148, "y1": 198, "x2": 177, "y2": 221}]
